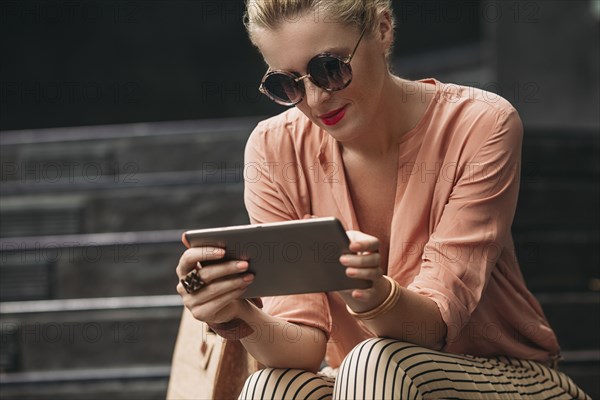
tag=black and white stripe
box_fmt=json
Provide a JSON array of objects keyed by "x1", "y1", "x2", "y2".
[
  {"x1": 239, "y1": 338, "x2": 590, "y2": 399},
  {"x1": 240, "y1": 368, "x2": 335, "y2": 400}
]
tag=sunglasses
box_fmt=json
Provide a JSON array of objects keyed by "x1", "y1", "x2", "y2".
[{"x1": 259, "y1": 27, "x2": 367, "y2": 106}]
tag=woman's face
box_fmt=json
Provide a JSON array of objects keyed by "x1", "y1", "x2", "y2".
[{"x1": 252, "y1": 12, "x2": 392, "y2": 143}]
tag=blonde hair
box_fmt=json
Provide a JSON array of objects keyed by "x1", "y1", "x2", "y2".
[{"x1": 244, "y1": 0, "x2": 396, "y2": 58}]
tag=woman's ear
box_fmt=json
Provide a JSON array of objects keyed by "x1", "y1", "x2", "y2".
[{"x1": 377, "y1": 11, "x2": 394, "y2": 54}]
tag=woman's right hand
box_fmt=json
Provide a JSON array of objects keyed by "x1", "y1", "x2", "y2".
[{"x1": 175, "y1": 247, "x2": 255, "y2": 324}]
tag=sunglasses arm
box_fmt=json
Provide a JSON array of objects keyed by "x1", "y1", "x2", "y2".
[{"x1": 346, "y1": 26, "x2": 367, "y2": 62}]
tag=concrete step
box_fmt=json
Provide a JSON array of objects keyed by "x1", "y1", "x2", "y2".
[
  {"x1": 520, "y1": 130, "x2": 600, "y2": 180},
  {"x1": 0, "y1": 234, "x2": 182, "y2": 300},
  {"x1": 0, "y1": 294, "x2": 597, "y2": 398},
  {"x1": 0, "y1": 182, "x2": 248, "y2": 237},
  {"x1": 515, "y1": 231, "x2": 600, "y2": 292},
  {"x1": 1, "y1": 293, "x2": 597, "y2": 371},
  {"x1": 0, "y1": 118, "x2": 258, "y2": 184},
  {"x1": 2, "y1": 123, "x2": 597, "y2": 240},
  {"x1": 1, "y1": 228, "x2": 598, "y2": 302},
  {"x1": 536, "y1": 293, "x2": 600, "y2": 351},
  {"x1": 0, "y1": 366, "x2": 169, "y2": 400},
  {"x1": 1, "y1": 174, "x2": 598, "y2": 240},
  {"x1": 2, "y1": 122, "x2": 597, "y2": 180},
  {"x1": 1, "y1": 229, "x2": 598, "y2": 302},
  {"x1": 0, "y1": 296, "x2": 182, "y2": 372},
  {"x1": 513, "y1": 180, "x2": 600, "y2": 232}
]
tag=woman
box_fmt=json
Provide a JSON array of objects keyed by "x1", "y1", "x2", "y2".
[{"x1": 176, "y1": 1, "x2": 590, "y2": 398}]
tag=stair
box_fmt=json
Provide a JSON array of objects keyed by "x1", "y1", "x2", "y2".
[{"x1": 1, "y1": 119, "x2": 598, "y2": 399}]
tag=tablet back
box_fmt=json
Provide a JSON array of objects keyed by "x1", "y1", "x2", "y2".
[{"x1": 184, "y1": 217, "x2": 371, "y2": 297}]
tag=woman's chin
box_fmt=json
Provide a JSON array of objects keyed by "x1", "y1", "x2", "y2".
[{"x1": 324, "y1": 123, "x2": 364, "y2": 144}]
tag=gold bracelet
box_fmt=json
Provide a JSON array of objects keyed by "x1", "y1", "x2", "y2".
[{"x1": 346, "y1": 275, "x2": 401, "y2": 320}]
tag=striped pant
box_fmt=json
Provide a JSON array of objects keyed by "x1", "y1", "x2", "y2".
[{"x1": 239, "y1": 338, "x2": 590, "y2": 399}]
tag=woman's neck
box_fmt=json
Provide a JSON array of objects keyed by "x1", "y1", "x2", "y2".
[{"x1": 340, "y1": 75, "x2": 432, "y2": 159}]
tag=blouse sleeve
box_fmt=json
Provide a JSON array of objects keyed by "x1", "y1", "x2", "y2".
[
  {"x1": 243, "y1": 125, "x2": 333, "y2": 339},
  {"x1": 407, "y1": 107, "x2": 524, "y2": 347}
]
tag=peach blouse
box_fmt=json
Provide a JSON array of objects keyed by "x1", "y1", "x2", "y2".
[{"x1": 243, "y1": 78, "x2": 561, "y2": 368}]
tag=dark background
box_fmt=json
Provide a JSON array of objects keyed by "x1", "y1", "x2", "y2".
[
  {"x1": 2, "y1": 1, "x2": 598, "y2": 131},
  {"x1": 2, "y1": 0, "x2": 484, "y2": 130}
]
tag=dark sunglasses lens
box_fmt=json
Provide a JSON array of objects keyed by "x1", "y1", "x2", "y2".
[
  {"x1": 308, "y1": 56, "x2": 352, "y2": 90},
  {"x1": 263, "y1": 73, "x2": 302, "y2": 105}
]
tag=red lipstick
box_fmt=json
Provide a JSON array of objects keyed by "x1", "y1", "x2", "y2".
[{"x1": 319, "y1": 106, "x2": 347, "y2": 126}]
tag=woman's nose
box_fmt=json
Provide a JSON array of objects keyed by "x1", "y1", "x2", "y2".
[{"x1": 303, "y1": 79, "x2": 332, "y2": 108}]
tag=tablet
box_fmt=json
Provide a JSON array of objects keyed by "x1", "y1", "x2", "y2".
[{"x1": 182, "y1": 217, "x2": 371, "y2": 297}]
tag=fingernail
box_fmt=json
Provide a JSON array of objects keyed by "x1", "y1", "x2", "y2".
[
  {"x1": 242, "y1": 274, "x2": 254, "y2": 282},
  {"x1": 236, "y1": 261, "x2": 248, "y2": 271},
  {"x1": 340, "y1": 256, "x2": 349, "y2": 263}
]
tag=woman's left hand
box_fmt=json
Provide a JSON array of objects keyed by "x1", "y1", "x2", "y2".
[{"x1": 338, "y1": 230, "x2": 391, "y2": 313}]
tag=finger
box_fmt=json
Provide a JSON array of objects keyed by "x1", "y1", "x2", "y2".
[
  {"x1": 350, "y1": 282, "x2": 386, "y2": 302},
  {"x1": 189, "y1": 286, "x2": 251, "y2": 322},
  {"x1": 345, "y1": 230, "x2": 380, "y2": 253},
  {"x1": 345, "y1": 266, "x2": 382, "y2": 281},
  {"x1": 176, "y1": 247, "x2": 226, "y2": 278},
  {"x1": 340, "y1": 253, "x2": 380, "y2": 268},
  {"x1": 348, "y1": 240, "x2": 380, "y2": 253},
  {"x1": 183, "y1": 274, "x2": 253, "y2": 313},
  {"x1": 185, "y1": 246, "x2": 227, "y2": 262},
  {"x1": 199, "y1": 260, "x2": 249, "y2": 284},
  {"x1": 182, "y1": 273, "x2": 254, "y2": 304},
  {"x1": 351, "y1": 276, "x2": 391, "y2": 303},
  {"x1": 351, "y1": 289, "x2": 374, "y2": 301}
]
